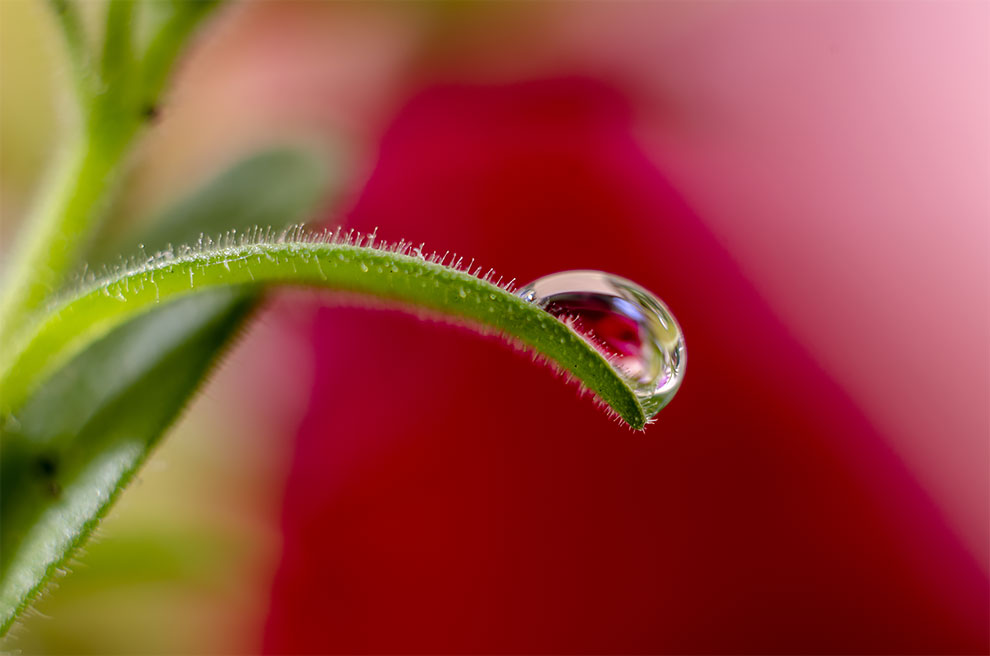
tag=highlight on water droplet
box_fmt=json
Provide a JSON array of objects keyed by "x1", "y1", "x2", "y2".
[{"x1": 517, "y1": 270, "x2": 686, "y2": 417}]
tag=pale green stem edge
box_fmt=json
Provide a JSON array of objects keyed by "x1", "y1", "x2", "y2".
[
  {"x1": 0, "y1": 135, "x2": 130, "y2": 349},
  {"x1": 0, "y1": 240, "x2": 646, "y2": 429}
]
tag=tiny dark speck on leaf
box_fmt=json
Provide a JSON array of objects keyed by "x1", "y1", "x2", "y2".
[
  {"x1": 142, "y1": 104, "x2": 161, "y2": 121},
  {"x1": 36, "y1": 456, "x2": 58, "y2": 478}
]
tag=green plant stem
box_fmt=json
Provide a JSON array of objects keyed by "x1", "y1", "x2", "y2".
[
  {"x1": 0, "y1": 240, "x2": 647, "y2": 429},
  {"x1": 46, "y1": 0, "x2": 93, "y2": 102},
  {"x1": 0, "y1": 147, "x2": 329, "y2": 639},
  {"x1": 0, "y1": 0, "x2": 222, "y2": 350},
  {"x1": 100, "y1": 0, "x2": 134, "y2": 95},
  {"x1": 0, "y1": 132, "x2": 133, "y2": 348}
]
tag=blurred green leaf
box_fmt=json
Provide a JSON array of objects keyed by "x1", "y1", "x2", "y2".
[
  {"x1": 92, "y1": 147, "x2": 329, "y2": 265},
  {"x1": 0, "y1": 147, "x2": 330, "y2": 635}
]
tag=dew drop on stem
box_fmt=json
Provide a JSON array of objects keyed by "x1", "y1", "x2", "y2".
[{"x1": 518, "y1": 270, "x2": 686, "y2": 416}]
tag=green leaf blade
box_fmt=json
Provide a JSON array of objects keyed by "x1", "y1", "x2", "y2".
[
  {"x1": 0, "y1": 290, "x2": 256, "y2": 635},
  {"x1": 0, "y1": 147, "x2": 330, "y2": 636},
  {"x1": 1, "y1": 239, "x2": 645, "y2": 430}
]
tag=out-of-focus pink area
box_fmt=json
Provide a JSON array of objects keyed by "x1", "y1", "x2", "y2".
[
  {"x1": 159, "y1": 0, "x2": 988, "y2": 576},
  {"x1": 264, "y1": 78, "x2": 987, "y2": 652},
  {"x1": 554, "y1": 1, "x2": 990, "y2": 573},
  {"x1": 159, "y1": 1, "x2": 986, "y2": 651}
]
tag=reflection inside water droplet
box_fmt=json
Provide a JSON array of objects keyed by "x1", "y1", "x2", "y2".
[{"x1": 517, "y1": 270, "x2": 686, "y2": 416}]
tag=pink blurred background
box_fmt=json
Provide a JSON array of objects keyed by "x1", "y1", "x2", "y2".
[{"x1": 1, "y1": 1, "x2": 986, "y2": 653}]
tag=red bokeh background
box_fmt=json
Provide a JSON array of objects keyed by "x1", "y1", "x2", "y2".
[{"x1": 263, "y1": 80, "x2": 987, "y2": 653}]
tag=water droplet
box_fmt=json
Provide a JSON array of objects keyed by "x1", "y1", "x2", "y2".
[{"x1": 517, "y1": 270, "x2": 686, "y2": 415}]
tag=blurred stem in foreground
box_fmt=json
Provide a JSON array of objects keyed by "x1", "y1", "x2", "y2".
[{"x1": 0, "y1": 0, "x2": 222, "y2": 349}]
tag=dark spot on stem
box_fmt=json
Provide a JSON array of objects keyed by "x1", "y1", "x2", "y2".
[
  {"x1": 36, "y1": 455, "x2": 58, "y2": 478},
  {"x1": 142, "y1": 104, "x2": 161, "y2": 121},
  {"x1": 36, "y1": 456, "x2": 62, "y2": 496}
]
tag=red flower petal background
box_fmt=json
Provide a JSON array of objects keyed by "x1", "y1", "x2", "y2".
[{"x1": 263, "y1": 79, "x2": 987, "y2": 653}]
